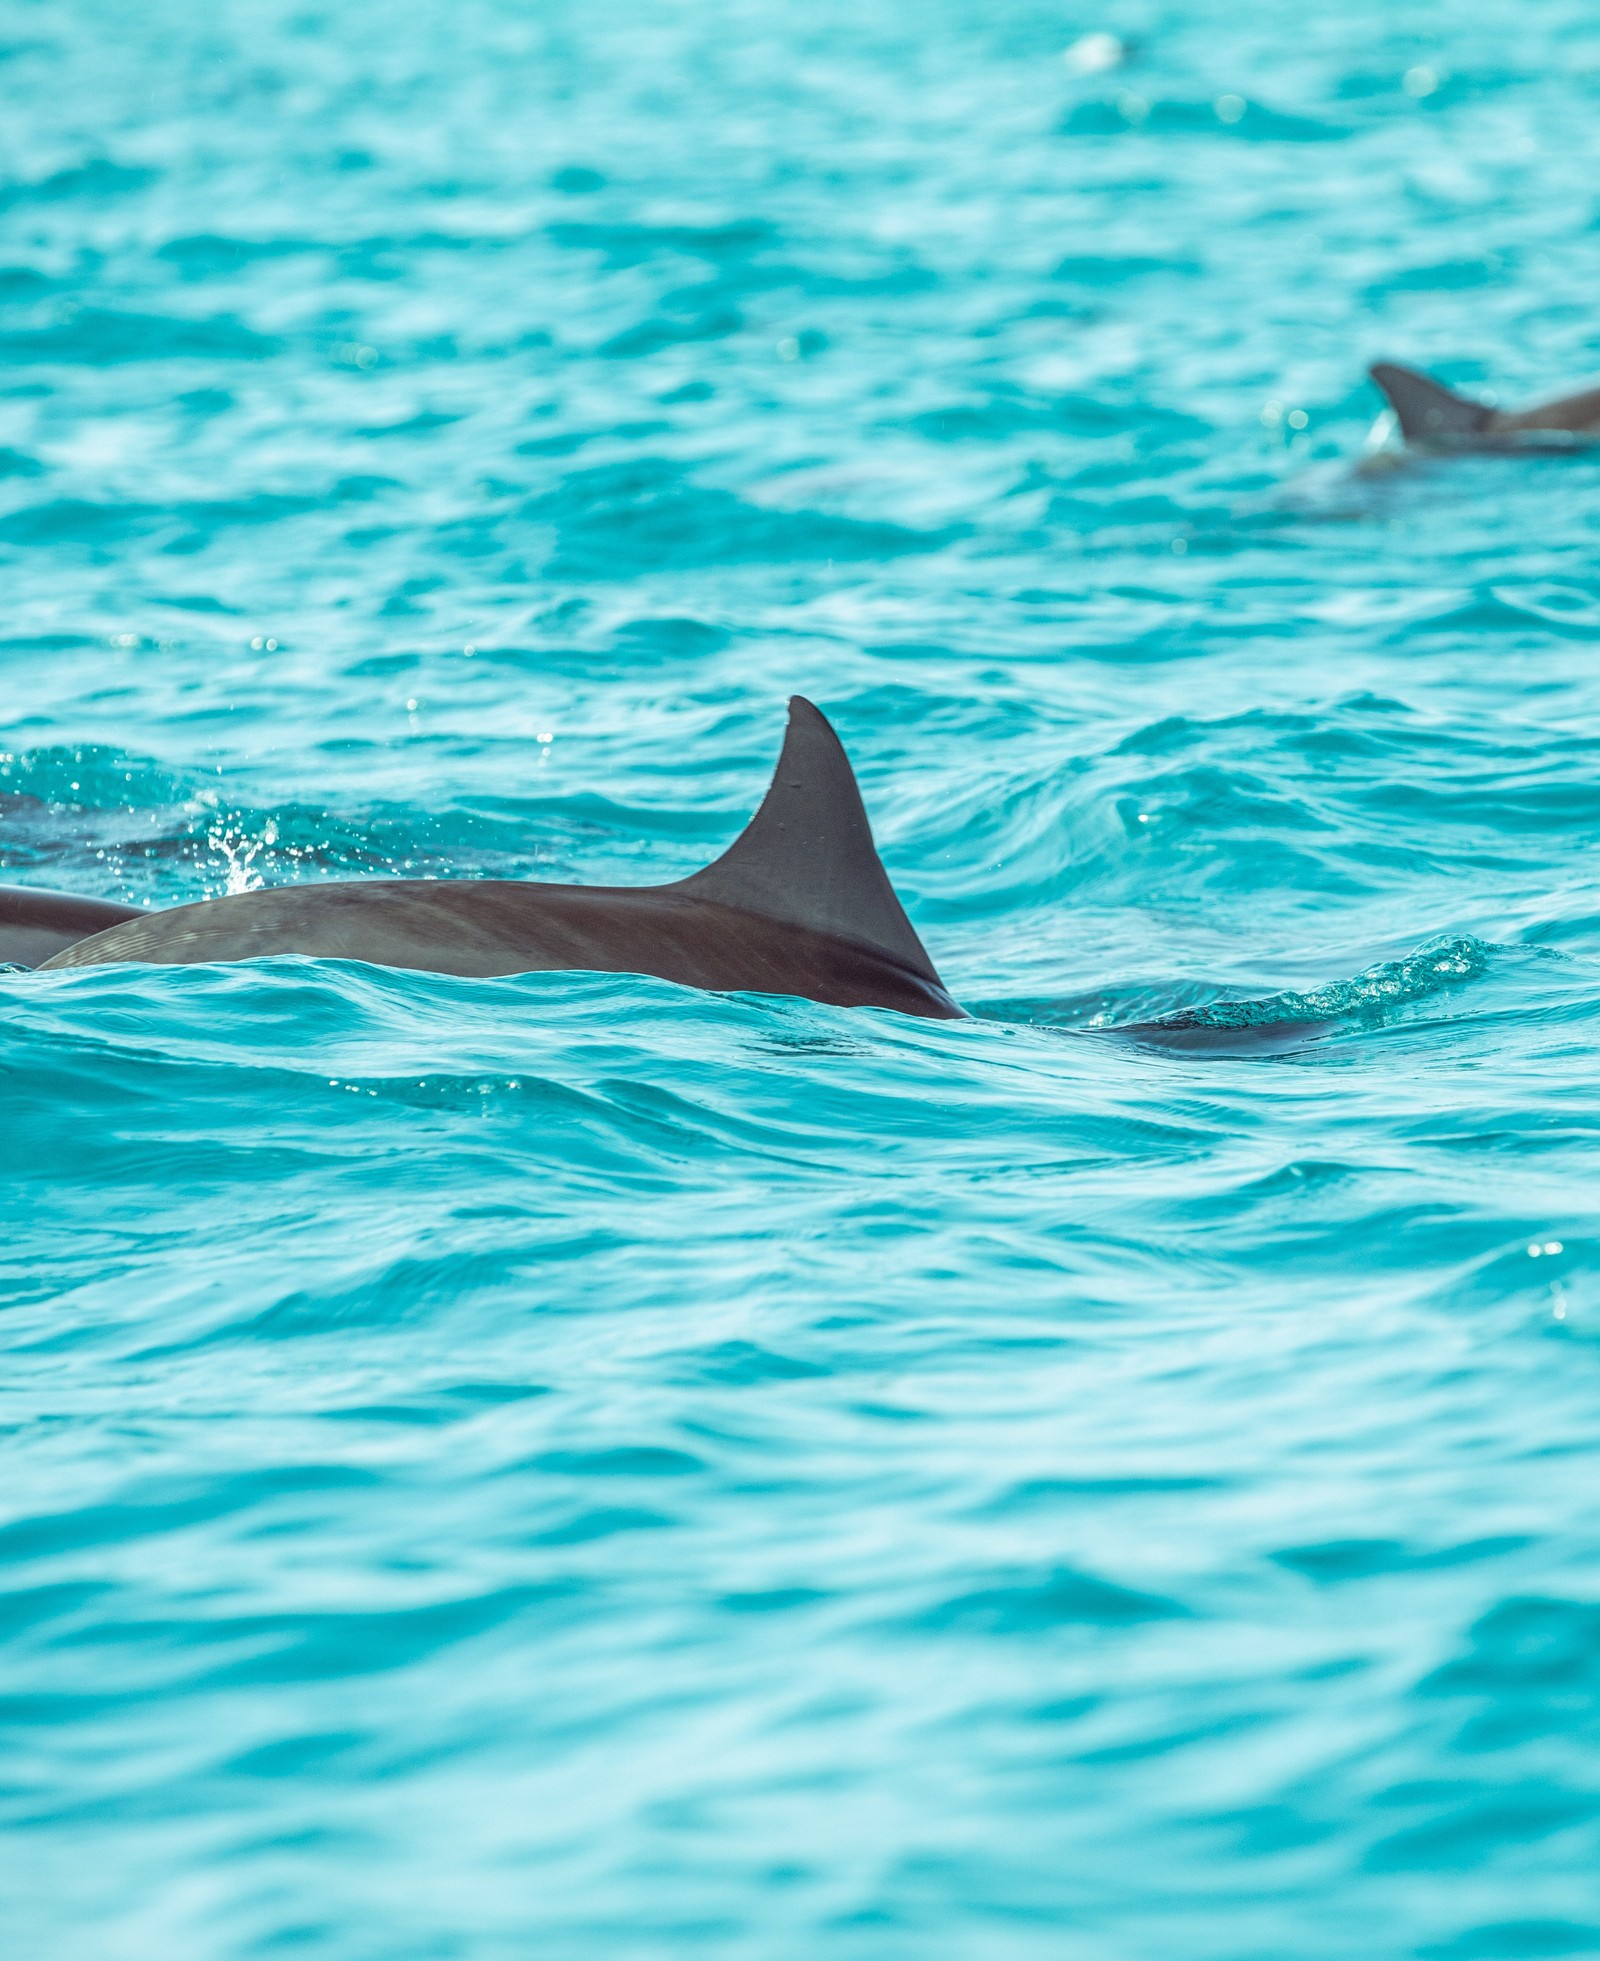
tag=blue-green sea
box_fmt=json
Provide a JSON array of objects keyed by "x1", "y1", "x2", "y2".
[{"x1": 5, "y1": 2, "x2": 1600, "y2": 1955}]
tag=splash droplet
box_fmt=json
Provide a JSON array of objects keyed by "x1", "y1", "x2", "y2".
[{"x1": 1065, "y1": 31, "x2": 1123, "y2": 76}]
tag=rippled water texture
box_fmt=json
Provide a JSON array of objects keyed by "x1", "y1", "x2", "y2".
[{"x1": 6, "y1": 2, "x2": 1600, "y2": 1955}]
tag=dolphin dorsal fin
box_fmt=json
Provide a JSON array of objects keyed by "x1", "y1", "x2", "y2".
[
  {"x1": 676, "y1": 696, "x2": 943, "y2": 984},
  {"x1": 1369, "y1": 362, "x2": 1492, "y2": 443}
]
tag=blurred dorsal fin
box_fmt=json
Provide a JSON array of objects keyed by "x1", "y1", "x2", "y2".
[
  {"x1": 1369, "y1": 362, "x2": 1492, "y2": 443},
  {"x1": 676, "y1": 696, "x2": 943, "y2": 984}
]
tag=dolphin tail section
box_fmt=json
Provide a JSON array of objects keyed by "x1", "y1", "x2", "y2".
[
  {"x1": 1369, "y1": 362, "x2": 1493, "y2": 444},
  {"x1": 676, "y1": 697, "x2": 945, "y2": 987}
]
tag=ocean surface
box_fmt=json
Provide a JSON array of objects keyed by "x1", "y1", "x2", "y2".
[{"x1": 5, "y1": 1, "x2": 1600, "y2": 1954}]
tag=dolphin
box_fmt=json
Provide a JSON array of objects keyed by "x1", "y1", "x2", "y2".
[
  {"x1": 0, "y1": 885, "x2": 144, "y2": 967},
  {"x1": 1370, "y1": 361, "x2": 1600, "y2": 450},
  {"x1": 30, "y1": 698, "x2": 967, "y2": 1019},
  {"x1": 5, "y1": 706, "x2": 1367, "y2": 1054}
]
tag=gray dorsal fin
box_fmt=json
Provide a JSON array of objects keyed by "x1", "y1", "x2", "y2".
[
  {"x1": 1369, "y1": 362, "x2": 1493, "y2": 443},
  {"x1": 675, "y1": 696, "x2": 943, "y2": 984}
]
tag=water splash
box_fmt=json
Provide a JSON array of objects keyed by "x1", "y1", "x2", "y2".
[{"x1": 205, "y1": 812, "x2": 280, "y2": 895}]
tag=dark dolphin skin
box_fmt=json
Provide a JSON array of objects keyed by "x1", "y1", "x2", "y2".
[
  {"x1": 0, "y1": 885, "x2": 144, "y2": 967},
  {"x1": 29, "y1": 698, "x2": 967, "y2": 1020},
  {"x1": 1370, "y1": 361, "x2": 1600, "y2": 450}
]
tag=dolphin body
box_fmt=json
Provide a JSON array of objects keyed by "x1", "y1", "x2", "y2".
[
  {"x1": 7, "y1": 704, "x2": 1346, "y2": 1053},
  {"x1": 0, "y1": 885, "x2": 144, "y2": 967},
  {"x1": 29, "y1": 698, "x2": 967, "y2": 1020},
  {"x1": 1370, "y1": 361, "x2": 1600, "y2": 451}
]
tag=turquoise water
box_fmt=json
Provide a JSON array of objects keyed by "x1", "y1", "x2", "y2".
[{"x1": 6, "y1": 1, "x2": 1600, "y2": 1953}]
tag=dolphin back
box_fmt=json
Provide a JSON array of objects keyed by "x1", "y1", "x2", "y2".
[
  {"x1": 1369, "y1": 362, "x2": 1493, "y2": 445},
  {"x1": 36, "y1": 700, "x2": 959, "y2": 1016}
]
